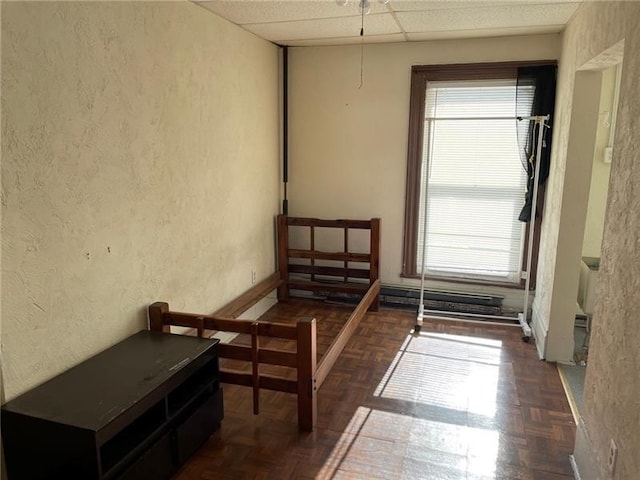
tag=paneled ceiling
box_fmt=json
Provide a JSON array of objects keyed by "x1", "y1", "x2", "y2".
[{"x1": 195, "y1": 0, "x2": 582, "y2": 46}]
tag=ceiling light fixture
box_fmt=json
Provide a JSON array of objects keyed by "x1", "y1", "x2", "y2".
[
  {"x1": 337, "y1": 0, "x2": 390, "y2": 88},
  {"x1": 336, "y1": 0, "x2": 389, "y2": 14}
]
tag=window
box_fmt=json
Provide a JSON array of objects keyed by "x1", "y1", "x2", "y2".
[{"x1": 403, "y1": 62, "x2": 556, "y2": 286}]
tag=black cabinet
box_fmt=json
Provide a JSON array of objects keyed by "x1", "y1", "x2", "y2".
[{"x1": 1, "y1": 331, "x2": 223, "y2": 480}]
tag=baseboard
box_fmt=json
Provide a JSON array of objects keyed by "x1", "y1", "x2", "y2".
[
  {"x1": 531, "y1": 304, "x2": 547, "y2": 360},
  {"x1": 570, "y1": 455, "x2": 582, "y2": 480},
  {"x1": 558, "y1": 365, "x2": 581, "y2": 424},
  {"x1": 170, "y1": 325, "x2": 197, "y2": 335},
  {"x1": 572, "y1": 418, "x2": 607, "y2": 480},
  {"x1": 239, "y1": 292, "x2": 277, "y2": 321}
]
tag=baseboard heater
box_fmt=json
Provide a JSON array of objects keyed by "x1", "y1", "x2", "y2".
[{"x1": 314, "y1": 285, "x2": 503, "y2": 316}]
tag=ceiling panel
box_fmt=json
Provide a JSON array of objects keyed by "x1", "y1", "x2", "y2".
[
  {"x1": 197, "y1": 0, "x2": 388, "y2": 25},
  {"x1": 289, "y1": 32, "x2": 406, "y2": 47},
  {"x1": 391, "y1": 0, "x2": 580, "y2": 12},
  {"x1": 396, "y1": 3, "x2": 579, "y2": 33},
  {"x1": 244, "y1": 12, "x2": 401, "y2": 42},
  {"x1": 406, "y1": 24, "x2": 562, "y2": 41}
]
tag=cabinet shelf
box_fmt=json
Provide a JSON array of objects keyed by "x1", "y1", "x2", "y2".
[
  {"x1": 100, "y1": 400, "x2": 166, "y2": 475},
  {"x1": 168, "y1": 357, "x2": 219, "y2": 416}
]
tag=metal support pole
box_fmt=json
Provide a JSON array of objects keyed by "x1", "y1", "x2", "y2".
[
  {"x1": 519, "y1": 115, "x2": 549, "y2": 341},
  {"x1": 415, "y1": 120, "x2": 433, "y2": 333}
]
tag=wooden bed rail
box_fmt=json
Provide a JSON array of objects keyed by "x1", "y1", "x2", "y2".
[
  {"x1": 315, "y1": 279, "x2": 380, "y2": 387},
  {"x1": 148, "y1": 302, "x2": 317, "y2": 431},
  {"x1": 213, "y1": 272, "x2": 281, "y2": 319}
]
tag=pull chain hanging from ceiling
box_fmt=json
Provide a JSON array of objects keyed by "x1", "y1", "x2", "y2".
[{"x1": 337, "y1": 0, "x2": 391, "y2": 88}]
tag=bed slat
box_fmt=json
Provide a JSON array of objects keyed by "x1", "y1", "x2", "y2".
[
  {"x1": 260, "y1": 375, "x2": 298, "y2": 394},
  {"x1": 219, "y1": 370, "x2": 297, "y2": 394},
  {"x1": 288, "y1": 249, "x2": 371, "y2": 263},
  {"x1": 219, "y1": 344, "x2": 296, "y2": 367},
  {"x1": 257, "y1": 322, "x2": 298, "y2": 340},
  {"x1": 288, "y1": 280, "x2": 370, "y2": 294},
  {"x1": 165, "y1": 312, "x2": 255, "y2": 334},
  {"x1": 219, "y1": 344, "x2": 251, "y2": 362},
  {"x1": 220, "y1": 370, "x2": 252, "y2": 387},
  {"x1": 259, "y1": 349, "x2": 298, "y2": 368},
  {"x1": 285, "y1": 217, "x2": 373, "y2": 229},
  {"x1": 288, "y1": 264, "x2": 370, "y2": 279}
]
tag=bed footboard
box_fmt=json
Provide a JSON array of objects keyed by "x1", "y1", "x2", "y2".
[{"x1": 149, "y1": 301, "x2": 318, "y2": 431}]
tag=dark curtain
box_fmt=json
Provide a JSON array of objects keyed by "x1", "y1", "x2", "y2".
[{"x1": 516, "y1": 65, "x2": 557, "y2": 222}]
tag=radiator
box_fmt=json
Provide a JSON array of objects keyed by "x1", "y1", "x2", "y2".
[{"x1": 319, "y1": 285, "x2": 503, "y2": 316}]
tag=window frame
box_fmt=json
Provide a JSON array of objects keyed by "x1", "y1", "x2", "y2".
[{"x1": 402, "y1": 61, "x2": 556, "y2": 289}]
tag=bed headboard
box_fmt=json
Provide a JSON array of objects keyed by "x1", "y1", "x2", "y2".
[{"x1": 276, "y1": 215, "x2": 380, "y2": 310}]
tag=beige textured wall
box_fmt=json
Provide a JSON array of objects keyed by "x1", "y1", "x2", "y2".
[
  {"x1": 535, "y1": 2, "x2": 640, "y2": 478},
  {"x1": 1, "y1": 2, "x2": 280, "y2": 400},
  {"x1": 288, "y1": 34, "x2": 560, "y2": 309}
]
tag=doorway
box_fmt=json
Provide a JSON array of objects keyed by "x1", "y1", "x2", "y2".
[{"x1": 558, "y1": 61, "x2": 621, "y2": 422}]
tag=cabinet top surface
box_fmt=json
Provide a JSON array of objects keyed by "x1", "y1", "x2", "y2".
[{"x1": 1, "y1": 331, "x2": 218, "y2": 431}]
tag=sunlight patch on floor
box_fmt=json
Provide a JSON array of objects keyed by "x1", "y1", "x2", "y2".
[
  {"x1": 316, "y1": 331, "x2": 507, "y2": 478},
  {"x1": 315, "y1": 407, "x2": 500, "y2": 479},
  {"x1": 374, "y1": 332, "x2": 503, "y2": 417}
]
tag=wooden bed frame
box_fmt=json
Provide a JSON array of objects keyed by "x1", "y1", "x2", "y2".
[{"x1": 148, "y1": 215, "x2": 381, "y2": 431}]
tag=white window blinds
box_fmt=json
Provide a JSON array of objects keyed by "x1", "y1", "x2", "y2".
[{"x1": 417, "y1": 79, "x2": 534, "y2": 283}]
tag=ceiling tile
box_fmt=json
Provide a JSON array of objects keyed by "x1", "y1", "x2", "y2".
[
  {"x1": 406, "y1": 24, "x2": 562, "y2": 41},
  {"x1": 395, "y1": 3, "x2": 579, "y2": 33},
  {"x1": 243, "y1": 12, "x2": 401, "y2": 42},
  {"x1": 288, "y1": 33, "x2": 406, "y2": 46},
  {"x1": 197, "y1": 1, "x2": 388, "y2": 25},
  {"x1": 392, "y1": 1, "x2": 520, "y2": 12},
  {"x1": 390, "y1": 0, "x2": 580, "y2": 12}
]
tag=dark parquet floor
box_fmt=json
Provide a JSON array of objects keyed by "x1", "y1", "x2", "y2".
[{"x1": 174, "y1": 299, "x2": 576, "y2": 480}]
